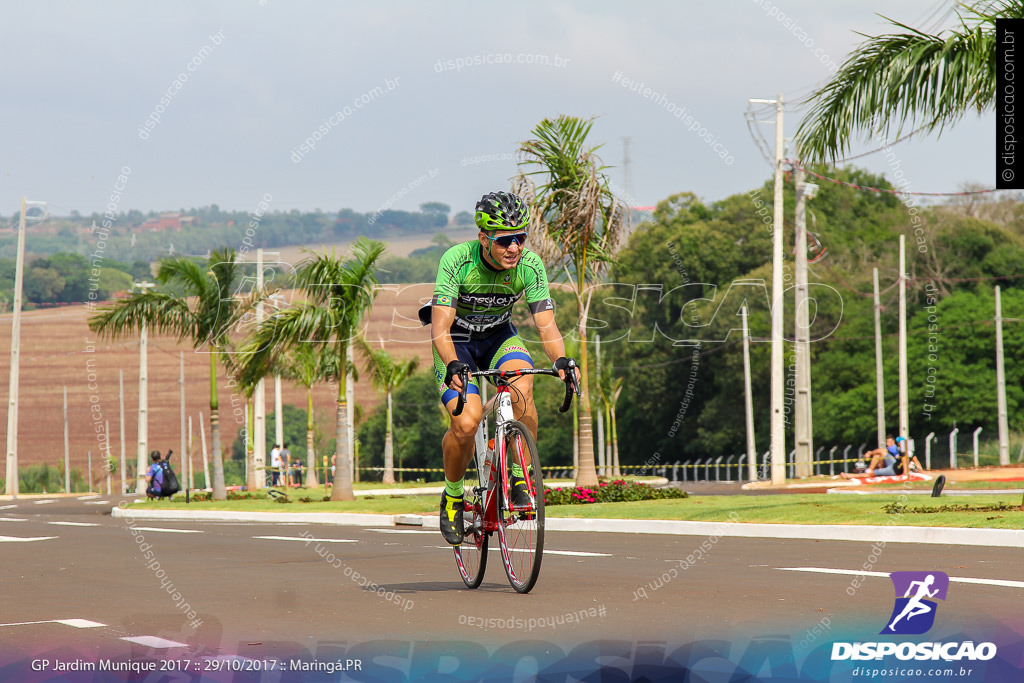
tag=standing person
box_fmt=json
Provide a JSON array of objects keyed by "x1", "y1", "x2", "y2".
[
  {"x1": 423, "y1": 191, "x2": 579, "y2": 545},
  {"x1": 270, "y1": 444, "x2": 282, "y2": 486},
  {"x1": 281, "y1": 443, "x2": 292, "y2": 486}
]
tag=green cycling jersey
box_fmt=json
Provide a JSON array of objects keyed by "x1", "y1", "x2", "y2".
[{"x1": 431, "y1": 240, "x2": 554, "y2": 336}]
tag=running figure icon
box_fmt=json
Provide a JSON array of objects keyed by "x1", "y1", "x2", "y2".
[
  {"x1": 888, "y1": 574, "x2": 938, "y2": 631},
  {"x1": 881, "y1": 571, "x2": 949, "y2": 635}
]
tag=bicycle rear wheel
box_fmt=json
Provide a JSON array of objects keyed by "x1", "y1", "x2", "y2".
[
  {"x1": 454, "y1": 456, "x2": 488, "y2": 589},
  {"x1": 496, "y1": 420, "x2": 544, "y2": 593}
]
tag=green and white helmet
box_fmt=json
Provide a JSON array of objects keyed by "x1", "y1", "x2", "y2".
[{"x1": 474, "y1": 191, "x2": 530, "y2": 232}]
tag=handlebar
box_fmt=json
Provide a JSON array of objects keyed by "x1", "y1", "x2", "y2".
[{"x1": 452, "y1": 363, "x2": 580, "y2": 417}]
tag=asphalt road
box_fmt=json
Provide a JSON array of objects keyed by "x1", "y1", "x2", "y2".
[{"x1": 1, "y1": 495, "x2": 1022, "y2": 682}]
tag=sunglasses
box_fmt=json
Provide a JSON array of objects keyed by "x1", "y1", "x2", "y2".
[{"x1": 489, "y1": 232, "x2": 528, "y2": 248}]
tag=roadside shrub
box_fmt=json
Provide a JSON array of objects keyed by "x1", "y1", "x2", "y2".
[{"x1": 544, "y1": 479, "x2": 686, "y2": 506}]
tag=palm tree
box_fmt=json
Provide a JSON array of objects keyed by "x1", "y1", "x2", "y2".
[
  {"x1": 596, "y1": 364, "x2": 624, "y2": 478},
  {"x1": 516, "y1": 115, "x2": 629, "y2": 487},
  {"x1": 88, "y1": 247, "x2": 242, "y2": 500},
  {"x1": 236, "y1": 238, "x2": 386, "y2": 501},
  {"x1": 275, "y1": 343, "x2": 342, "y2": 488},
  {"x1": 796, "y1": 2, "x2": 1012, "y2": 162},
  {"x1": 357, "y1": 338, "x2": 419, "y2": 484}
]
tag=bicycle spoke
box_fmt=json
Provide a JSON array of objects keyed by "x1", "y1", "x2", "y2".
[
  {"x1": 497, "y1": 421, "x2": 544, "y2": 593},
  {"x1": 454, "y1": 467, "x2": 488, "y2": 588}
]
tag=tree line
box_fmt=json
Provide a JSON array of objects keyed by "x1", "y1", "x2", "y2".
[{"x1": 0, "y1": 202, "x2": 457, "y2": 265}]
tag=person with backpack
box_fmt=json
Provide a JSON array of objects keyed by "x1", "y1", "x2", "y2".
[{"x1": 145, "y1": 450, "x2": 181, "y2": 499}]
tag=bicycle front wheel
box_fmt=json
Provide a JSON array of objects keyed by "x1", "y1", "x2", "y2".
[
  {"x1": 454, "y1": 454, "x2": 488, "y2": 589},
  {"x1": 497, "y1": 420, "x2": 544, "y2": 593}
]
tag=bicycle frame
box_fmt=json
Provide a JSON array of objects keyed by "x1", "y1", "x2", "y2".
[{"x1": 469, "y1": 381, "x2": 532, "y2": 535}]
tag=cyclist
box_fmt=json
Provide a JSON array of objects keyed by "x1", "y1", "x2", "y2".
[{"x1": 424, "y1": 190, "x2": 579, "y2": 545}]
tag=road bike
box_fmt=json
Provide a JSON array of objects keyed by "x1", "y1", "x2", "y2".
[{"x1": 451, "y1": 363, "x2": 578, "y2": 593}]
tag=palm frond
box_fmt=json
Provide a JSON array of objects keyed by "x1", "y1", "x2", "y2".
[
  {"x1": 796, "y1": 4, "x2": 1009, "y2": 161},
  {"x1": 235, "y1": 239, "x2": 386, "y2": 390},
  {"x1": 88, "y1": 292, "x2": 194, "y2": 342},
  {"x1": 517, "y1": 114, "x2": 630, "y2": 282}
]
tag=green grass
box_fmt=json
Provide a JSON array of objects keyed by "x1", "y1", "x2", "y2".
[
  {"x1": 543, "y1": 494, "x2": 1024, "y2": 528},
  {"x1": 133, "y1": 490, "x2": 1024, "y2": 529}
]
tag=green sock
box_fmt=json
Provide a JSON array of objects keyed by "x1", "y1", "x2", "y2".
[
  {"x1": 445, "y1": 478, "x2": 464, "y2": 498},
  {"x1": 511, "y1": 463, "x2": 524, "y2": 479}
]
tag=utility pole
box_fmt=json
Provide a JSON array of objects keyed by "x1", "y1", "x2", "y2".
[
  {"x1": 749, "y1": 94, "x2": 786, "y2": 486},
  {"x1": 898, "y1": 236, "x2": 909, "y2": 446},
  {"x1": 873, "y1": 268, "x2": 885, "y2": 448},
  {"x1": 995, "y1": 285, "x2": 1009, "y2": 464},
  {"x1": 134, "y1": 281, "x2": 155, "y2": 494},
  {"x1": 254, "y1": 249, "x2": 266, "y2": 488},
  {"x1": 742, "y1": 305, "x2": 757, "y2": 481},
  {"x1": 119, "y1": 369, "x2": 126, "y2": 494},
  {"x1": 4, "y1": 197, "x2": 27, "y2": 496},
  {"x1": 179, "y1": 351, "x2": 187, "y2": 495},
  {"x1": 346, "y1": 344, "x2": 356, "y2": 483},
  {"x1": 6, "y1": 197, "x2": 46, "y2": 496},
  {"x1": 622, "y1": 137, "x2": 634, "y2": 201},
  {"x1": 793, "y1": 152, "x2": 813, "y2": 477},
  {"x1": 275, "y1": 374, "x2": 284, "y2": 451},
  {"x1": 63, "y1": 386, "x2": 70, "y2": 493}
]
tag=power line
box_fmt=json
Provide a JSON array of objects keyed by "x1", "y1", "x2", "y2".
[{"x1": 790, "y1": 160, "x2": 1004, "y2": 197}]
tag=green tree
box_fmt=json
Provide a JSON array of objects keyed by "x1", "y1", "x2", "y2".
[
  {"x1": 357, "y1": 339, "x2": 419, "y2": 484},
  {"x1": 358, "y1": 370, "x2": 448, "y2": 477},
  {"x1": 24, "y1": 266, "x2": 65, "y2": 303},
  {"x1": 88, "y1": 247, "x2": 242, "y2": 500},
  {"x1": 516, "y1": 114, "x2": 630, "y2": 487},
  {"x1": 420, "y1": 202, "x2": 451, "y2": 227},
  {"x1": 236, "y1": 238, "x2": 386, "y2": 500},
  {"x1": 796, "y1": 2, "x2": 1011, "y2": 161}
]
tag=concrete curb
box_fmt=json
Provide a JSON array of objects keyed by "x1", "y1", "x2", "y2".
[{"x1": 111, "y1": 507, "x2": 1024, "y2": 547}]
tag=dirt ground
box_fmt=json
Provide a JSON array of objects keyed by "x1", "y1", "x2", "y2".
[
  {"x1": 0, "y1": 282, "x2": 433, "y2": 483},
  {"x1": 233, "y1": 227, "x2": 479, "y2": 265},
  {"x1": 744, "y1": 464, "x2": 1024, "y2": 492}
]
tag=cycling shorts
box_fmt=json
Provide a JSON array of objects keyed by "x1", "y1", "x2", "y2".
[{"x1": 432, "y1": 322, "x2": 533, "y2": 405}]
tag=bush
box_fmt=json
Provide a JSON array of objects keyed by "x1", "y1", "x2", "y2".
[{"x1": 544, "y1": 479, "x2": 686, "y2": 506}]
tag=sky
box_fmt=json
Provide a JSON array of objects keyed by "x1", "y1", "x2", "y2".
[{"x1": 0, "y1": 0, "x2": 995, "y2": 220}]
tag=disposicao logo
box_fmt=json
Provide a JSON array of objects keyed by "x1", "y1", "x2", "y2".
[
  {"x1": 831, "y1": 570, "x2": 997, "y2": 662},
  {"x1": 882, "y1": 571, "x2": 948, "y2": 635}
]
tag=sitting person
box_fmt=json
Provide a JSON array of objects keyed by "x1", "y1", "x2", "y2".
[
  {"x1": 145, "y1": 450, "x2": 167, "y2": 499},
  {"x1": 842, "y1": 436, "x2": 925, "y2": 479}
]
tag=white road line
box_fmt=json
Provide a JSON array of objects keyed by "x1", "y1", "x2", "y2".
[
  {"x1": 132, "y1": 527, "x2": 203, "y2": 534},
  {"x1": 369, "y1": 529, "x2": 437, "y2": 535},
  {"x1": 0, "y1": 535, "x2": 57, "y2": 542},
  {"x1": 508, "y1": 548, "x2": 612, "y2": 558},
  {"x1": 121, "y1": 635, "x2": 189, "y2": 648},
  {"x1": 55, "y1": 619, "x2": 106, "y2": 629},
  {"x1": 431, "y1": 546, "x2": 612, "y2": 557},
  {"x1": 49, "y1": 521, "x2": 100, "y2": 527},
  {"x1": 255, "y1": 536, "x2": 357, "y2": 543},
  {"x1": 0, "y1": 619, "x2": 105, "y2": 629},
  {"x1": 77, "y1": 495, "x2": 100, "y2": 500},
  {"x1": 33, "y1": 500, "x2": 56, "y2": 505},
  {"x1": 0, "y1": 504, "x2": 17, "y2": 510},
  {"x1": 777, "y1": 567, "x2": 1024, "y2": 590},
  {"x1": 83, "y1": 501, "x2": 111, "y2": 505},
  {"x1": 0, "y1": 518, "x2": 28, "y2": 522}
]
